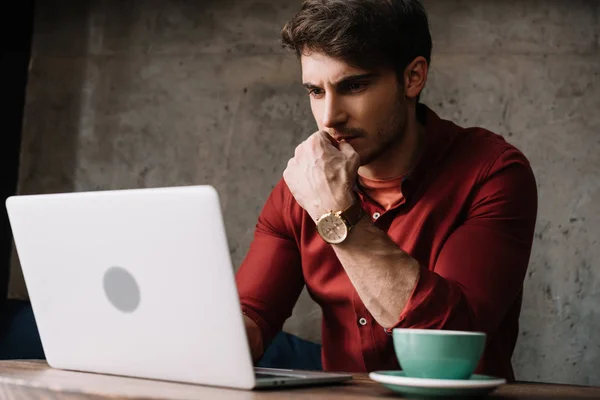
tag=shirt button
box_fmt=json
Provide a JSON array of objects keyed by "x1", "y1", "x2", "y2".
[
  {"x1": 372, "y1": 212, "x2": 381, "y2": 220},
  {"x1": 358, "y1": 317, "x2": 367, "y2": 326}
]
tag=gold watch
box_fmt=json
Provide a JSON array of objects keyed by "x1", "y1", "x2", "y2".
[{"x1": 316, "y1": 201, "x2": 365, "y2": 244}]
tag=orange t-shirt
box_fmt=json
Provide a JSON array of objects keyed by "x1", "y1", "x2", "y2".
[{"x1": 357, "y1": 174, "x2": 406, "y2": 211}]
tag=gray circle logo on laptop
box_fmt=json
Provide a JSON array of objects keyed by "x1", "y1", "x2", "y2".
[{"x1": 103, "y1": 266, "x2": 140, "y2": 313}]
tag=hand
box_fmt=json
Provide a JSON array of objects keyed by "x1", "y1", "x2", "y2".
[
  {"x1": 243, "y1": 315, "x2": 263, "y2": 363},
  {"x1": 283, "y1": 131, "x2": 360, "y2": 222}
]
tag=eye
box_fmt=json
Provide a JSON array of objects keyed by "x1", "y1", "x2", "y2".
[
  {"x1": 340, "y1": 81, "x2": 368, "y2": 95},
  {"x1": 308, "y1": 88, "x2": 325, "y2": 98},
  {"x1": 349, "y1": 83, "x2": 363, "y2": 91}
]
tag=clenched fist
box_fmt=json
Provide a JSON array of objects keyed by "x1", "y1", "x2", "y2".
[{"x1": 283, "y1": 131, "x2": 361, "y2": 222}]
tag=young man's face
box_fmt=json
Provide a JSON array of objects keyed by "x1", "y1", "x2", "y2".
[{"x1": 301, "y1": 51, "x2": 408, "y2": 166}]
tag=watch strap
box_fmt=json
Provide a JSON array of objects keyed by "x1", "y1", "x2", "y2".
[{"x1": 340, "y1": 201, "x2": 365, "y2": 228}]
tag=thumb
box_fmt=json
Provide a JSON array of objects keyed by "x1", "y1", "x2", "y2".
[
  {"x1": 338, "y1": 140, "x2": 360, "y2": 168},
  {"x1": 318, "y1": 130, "x2": 340, "y2": 149}
]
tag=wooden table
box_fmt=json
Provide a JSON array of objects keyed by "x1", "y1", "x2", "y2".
[{"x1": 0, "y1": 360, "x2": 599, "y2": 399}]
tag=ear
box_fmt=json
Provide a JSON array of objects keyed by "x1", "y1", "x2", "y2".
[{"x1": 403, "y1": 56, "x2": 428, "y2": 101}]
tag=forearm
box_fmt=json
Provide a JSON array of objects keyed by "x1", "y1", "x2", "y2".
[{"x1": 332, "y1": 215, "x2": 420, "y2": 328}]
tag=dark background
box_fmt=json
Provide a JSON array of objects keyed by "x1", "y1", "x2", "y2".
[{"x1": 1, "y1": 1, "x2": 35, "y2": 309}]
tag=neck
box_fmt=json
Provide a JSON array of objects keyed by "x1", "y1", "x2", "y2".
[{"x1": 358, "y1": 103, "x2": 425, "y2": 180}]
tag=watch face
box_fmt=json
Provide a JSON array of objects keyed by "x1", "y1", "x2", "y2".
[{"x1": 317, "y1": 214, "x2": 348, "y2": 244}]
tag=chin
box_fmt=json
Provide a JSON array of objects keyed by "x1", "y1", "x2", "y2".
[{"x1": 355, "y1": 147, "x2": 377, "y2": 166}]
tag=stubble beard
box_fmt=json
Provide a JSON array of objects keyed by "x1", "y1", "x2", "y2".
[{"x1": 359, "y1": 100, "x2": 407, "y2": 167}]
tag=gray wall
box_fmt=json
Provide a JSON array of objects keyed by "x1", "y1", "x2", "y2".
[{"x1": 10, "y1": 0, "x2": 600, "y2": 386}]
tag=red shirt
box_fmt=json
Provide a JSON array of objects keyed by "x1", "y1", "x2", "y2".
[{"x1": 236, "y1": 104, "x2": 538, "y2": 381}]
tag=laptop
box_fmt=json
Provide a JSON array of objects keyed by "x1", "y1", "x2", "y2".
[{"x1": 5, "y1": 185, "x2": 352, "y2": 389}]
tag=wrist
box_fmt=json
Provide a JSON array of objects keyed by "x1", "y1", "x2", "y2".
[
  {"x1": 316, "y1": 198, "x2": 365, "y2": 245},
  {"x1": 332, "y1": 211, "x2": 369, "y2": 247},
  {"x1": 321, "y1": 192, "x2": 356, "y2": 215}
]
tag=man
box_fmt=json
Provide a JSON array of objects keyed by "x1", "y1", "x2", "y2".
[{"x1": 235, "y1": 0, "x2": 537, "y2": 382}]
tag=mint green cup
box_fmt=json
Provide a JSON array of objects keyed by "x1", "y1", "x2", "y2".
[{"x1": 392, "y1": 328, "x2": 486, "y2": 380}]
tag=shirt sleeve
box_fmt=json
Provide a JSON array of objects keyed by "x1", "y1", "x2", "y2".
[
  {"x1": 235, "y1": 179, "x2": 305, "y2": 347},
  {"x1": 389, "y1": 147, "x2": 538, "y2": 334}
]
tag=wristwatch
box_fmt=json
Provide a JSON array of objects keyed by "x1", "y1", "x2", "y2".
[{"x1": 316, "y1": 201, "x2": 365, "y2": 244}]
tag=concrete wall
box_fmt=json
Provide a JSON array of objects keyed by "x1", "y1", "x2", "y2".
[{"x1": 10, "y1": 0, "x2": 600, "y2": 386}]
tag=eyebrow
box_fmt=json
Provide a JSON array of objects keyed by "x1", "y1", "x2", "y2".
[{"x1": 302, "y1": 72, "x2": 379, "y2": 90}]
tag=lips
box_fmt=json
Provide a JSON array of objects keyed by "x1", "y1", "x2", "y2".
[{"x1": 331, "y1": 129, "x2": 363, "y2": 143}]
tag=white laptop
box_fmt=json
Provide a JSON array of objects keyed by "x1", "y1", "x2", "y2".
[{"x1": 5, "y1": 185, "x2": 351, "y2": 389}]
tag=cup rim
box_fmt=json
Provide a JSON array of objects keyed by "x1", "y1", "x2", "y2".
[{"x1": 392, "y1": 328, "x2": 486, "y2": 336}]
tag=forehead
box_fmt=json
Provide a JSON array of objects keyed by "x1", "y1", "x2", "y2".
[{"x1": 300, "y1": 51, "x2": 368, "y2": 84}]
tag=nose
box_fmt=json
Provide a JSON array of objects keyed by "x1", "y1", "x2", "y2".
[{"x1": 322, "y1": 93, "x2": 348, "y2": 129}]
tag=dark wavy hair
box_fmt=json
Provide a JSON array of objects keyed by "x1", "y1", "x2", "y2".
[{"x1": 281, "y1": 0, "x2": 432, "y2": 83}]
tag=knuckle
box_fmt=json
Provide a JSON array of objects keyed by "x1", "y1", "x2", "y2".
[{"x1": 283, "y1": 169, "x2": 289, "y2": 180}]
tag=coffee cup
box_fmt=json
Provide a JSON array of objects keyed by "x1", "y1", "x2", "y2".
[{"x1": 392, "y1": 328, "x2": 486, "y2": 380}]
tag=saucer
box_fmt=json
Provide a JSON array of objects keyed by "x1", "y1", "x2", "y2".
[{"x1": 368, "y1": 370, "x2": 506, "y2": 398}]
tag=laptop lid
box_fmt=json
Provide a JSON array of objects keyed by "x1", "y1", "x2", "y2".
[{"x1": 5, "y1": 185, "x2": 257, "y2": 389}]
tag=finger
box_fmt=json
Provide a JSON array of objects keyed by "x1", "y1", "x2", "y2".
[
  {"x1": 283, "y1": 158, "x2": 295, "y2": 182},
  {"x1": 314, "y1": 130, "x2": 340, "y2": 150},
  {"x1": 338, "y1": 140, "x2": 360, "y2": 166},
  {"x1": 286, "y1": 156, "x2": 295, "y2": 169},
  {"x1": 294, "y1": 143, "x2": 302, "y2": 159},
  {"x1": 320, "y1": 131, "x2": 340, "y2": 149}
]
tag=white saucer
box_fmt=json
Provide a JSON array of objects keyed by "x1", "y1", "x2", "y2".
[{"x1": 369, "y1": 370, "x2": 506, "y2": 398}]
